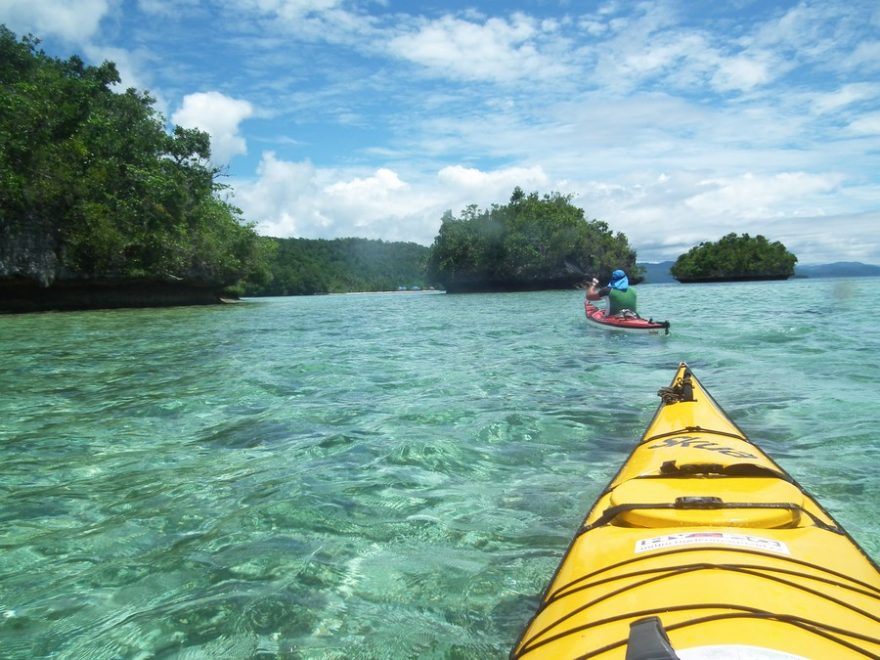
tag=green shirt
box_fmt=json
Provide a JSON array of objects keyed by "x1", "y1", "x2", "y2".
[{"x1": 608, "y1": 287, "x2": 637, "y2": 315}]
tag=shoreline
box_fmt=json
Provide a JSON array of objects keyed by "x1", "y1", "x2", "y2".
[{"x1": 0, "y1": 281, "x2": 235, "y2": 314}]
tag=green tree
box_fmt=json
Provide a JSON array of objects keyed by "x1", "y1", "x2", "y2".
[
  {"x1": 426, "y1": 189, "x2": 641, "y2": 292},
  {"x1": 245, "y1": 237, "x2": 429, "y2": 296},
  {"x1": 0, "y1": 25, "x2": 271, "y2": 295},
  {"x1": 671, "y1": 233, "x2": 797, "y2": 282}
]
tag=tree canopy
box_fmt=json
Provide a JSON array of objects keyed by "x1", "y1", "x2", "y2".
[
  {"x1": 425, "y1": 188, "x2": 641, "y2": 292},
  {"x1": 245, "y1": 237, "x2": 429, "y2": 296},
  {"x1": 670, "y1": 233, "x2": 798, "y2": 282},
  {"x1": 0, "y1": 25, "x2": 272, "y2": 295}
]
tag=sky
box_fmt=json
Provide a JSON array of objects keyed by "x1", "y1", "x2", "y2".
[{"x1": 2, "y1": 0, "x2": 880, "y2": 264}]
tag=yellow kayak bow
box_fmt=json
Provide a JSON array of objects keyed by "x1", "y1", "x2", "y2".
[{"x1": 512, "y1": 362, "x2": 880, "y2": 659}]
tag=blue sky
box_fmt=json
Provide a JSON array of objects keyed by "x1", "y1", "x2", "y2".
[{"x1": 3, "y1": 0, "x2": 879, "y2": 263}]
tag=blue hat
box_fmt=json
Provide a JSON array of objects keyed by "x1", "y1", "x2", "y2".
[{"x1": 609, "y1": 270, "x2": 628, "y2": 291}]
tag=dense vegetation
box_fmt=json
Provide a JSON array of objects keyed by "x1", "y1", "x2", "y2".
[
  {"x1": 245, "y1": 237, "x2": 429, "y2": 295},
  {"x1": 0, "y1": 26, "x2": 652, "y2": 303},
  {"x1": 426, "y1": 188, "x2": 641, "y2": 292},
  {"x1": 0, "y1": 26, "x2": 272, "y2": 295},
  {"x1": 671, "y1": 233, "x2": 797, "y2": 282}
]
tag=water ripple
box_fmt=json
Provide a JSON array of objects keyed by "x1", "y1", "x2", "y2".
[{"x1": 1, "y1": 282, "x2": 878, "y2": 657}]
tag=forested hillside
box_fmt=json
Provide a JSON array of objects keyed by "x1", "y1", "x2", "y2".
[
  {"x1": 246, "y1": 237, "x2": 429, "y2": 296},
  {"x1": 0, "y1": 26, "x2": 272, "y2": 311}
]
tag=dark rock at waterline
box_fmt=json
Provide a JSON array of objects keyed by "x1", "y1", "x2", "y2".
[
  {"x1": 442, "y1": 275, "x2": 586, "y2": 293},
  {"x1": 0, "y1": 219, "x2": 235, "y2": 313},
  {"x1": 674, "y1": 274, "x2": 793, "y2": 283},
  {"x1": 0, "y1": 279, "x2": 233, "y2": 313}
]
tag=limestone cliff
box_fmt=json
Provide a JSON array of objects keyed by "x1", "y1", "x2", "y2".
[
  {"x1": 0, "y1": 218, "x2": 60, "y2": 288},
  {"x1": 0, "y1": 222, "x2": 229, "y2": 313}
]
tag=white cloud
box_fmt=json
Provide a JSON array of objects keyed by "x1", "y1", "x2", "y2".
[
  {"x1": 544, "y1": 168, "x2": 872, "y2": 263},
  {"x1": 747, "y1": 1, "x2": 880, "y2": 84},
  {"x1": 137, "y1": 0, "x2": 200, "y2": 16},
  {"x1": 750, "y1": 2, "x2": 850, "y2": 61},
  {"x1": 234, "y1": 0, "x2": 376, "y2": 44},
  {"x1": 809, "y1": 83, "x2": 880, "y2": 115},
  {"x1": 710, "y1": 54, "x2": 773, "y2": 92},
  {"x1": 325, "y1": 168, "x2": 406, "y2": 197},
  {"x1": 234, "y1": 157, "x2": 556, "y2": 244},
  {"x1": 847, "y1": 113, "x2": 880, "y2": 135},
  {"x1": 322, "y1": 168, "x2": 415, "y2": 233},
  {"x1": 583, "y1": 1, "x2": 878, "y2": 96},
  {"x1": 234, "y1": 154, "x2": 430, "y2": 241},
  {"x1": 620, "y1": 35, "x2": 701, "y2": 77},
  {"x1": 841, "y1": 40, "x2": 880, "y2": 72},
  {"x1": 240, "y1": 0, "x2": 343, "y2": 15},
  {"x1": 236, "y1": 154, "x2": 850, "y2": 264},
  {"x1": 171, "y1": 92, "x2": 254, "y2": 165},
  {"x1": 0, "y1": 0, "x2": 111, "y2": 44},
  {"x1": 438, "y1": 165, "x2": 548, "y2": 193},
  {"x1": 588, "y1": 2, "x2": 693, "y2": 91},
  {"x1": 578, "y1": 18, "x2": 607, "y2": 37},
  {"x1": 82, "y1": 43, "x2": 159, "y2": 97},
  {"x1": 684, "y1": 172, "x2": 842, "y2": 219},
  {"x1": 0, "y1": 0, "x2": 171, "y2": 111},
  {"x1": 229, "y1": 150, "x2": 880, "y2": 265},
  {"x1": 233, "y1": 153, "x2": 325, "y2": 237},
  {"x1": 745, "y1": 212, "x2": 880, "y2": 265},
  {"x1": 388, "y1": 13, "x2": 570, "y2": 82}
]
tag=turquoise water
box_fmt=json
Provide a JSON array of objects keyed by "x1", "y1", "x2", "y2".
[{"x1": 1, "y1": 279, "x2": 878, "y2": 658}]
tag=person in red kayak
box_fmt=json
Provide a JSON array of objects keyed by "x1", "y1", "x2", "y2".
[{"x1": 586, "y1": 269, "x2": 638, "y2": 317}]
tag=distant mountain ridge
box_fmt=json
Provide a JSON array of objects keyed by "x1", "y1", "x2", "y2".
[
  {"x1": 793, "y1": 262, "x2": 880, "y2": 278},
  {"x1": 637, "y1": 261, "x2": 880, "y2": 283},
  {"x1": 638, "y1": 261, "x2": 677, "y2": 283}
]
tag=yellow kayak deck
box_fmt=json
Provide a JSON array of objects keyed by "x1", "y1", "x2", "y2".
[{"x1": 512, "y1": 363, "x2": 880, "y2": 659}]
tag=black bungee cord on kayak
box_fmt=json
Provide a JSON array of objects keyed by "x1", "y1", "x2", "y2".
[
  {"x1": 518, "y1": 602, "x2": 880, "y2": 659},
  {"x1": 518, "y1": 566, "x2": 880, "y2": 659},
  {"x1": 543, "y1": 545, "x2": 880, "y2": 606},
  {"x1": 573, "y1": 610, "x2": 880, "y2": 660},
  {"x1": 515, "y1": 544, "x2": 880, "y2": 659},
  {"x1": 657, "y1": 370, "x2": 695, "y2": 403},
  {"x1": 581, "y1": 499, "x2": 842, "y2": 534}
]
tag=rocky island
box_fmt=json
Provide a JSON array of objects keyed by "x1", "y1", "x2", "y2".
[
  {"x1": 0, "y1": 27, "x2": 270, "y2": 314},
  {"x1": 670, "y1": 233, "x2": 797, "y2": 283},
  {"x1": 425, "y1": 188, "x2": 642, "y2": 293}
]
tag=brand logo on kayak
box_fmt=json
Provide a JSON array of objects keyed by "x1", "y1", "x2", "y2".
[
  {"x1": 648, "y1": 436, "x2": 756, "y2": 458},
  {"x1": 635, "y1": 532, "x2": 790, "y2": 555}
]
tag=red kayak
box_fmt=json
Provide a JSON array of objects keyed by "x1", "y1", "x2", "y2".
[{"x1": 585, "y1": 301, "x2": 670, "y2": 334}]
